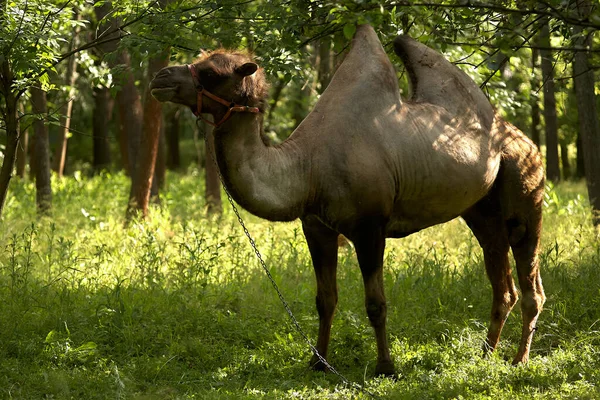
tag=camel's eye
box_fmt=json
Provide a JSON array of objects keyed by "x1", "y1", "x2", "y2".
[{"x1": 200, "y1": 69, "x2": 224, "y2": 84}]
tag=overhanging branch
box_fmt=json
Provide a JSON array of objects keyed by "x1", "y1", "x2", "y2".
[{"x1": 395, "y1": 1, "x2": 600, "y2": 30}]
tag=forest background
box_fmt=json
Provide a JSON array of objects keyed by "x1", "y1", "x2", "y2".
[{"x1": 1, "y1": 0, "x2": 600, "y2": 399}]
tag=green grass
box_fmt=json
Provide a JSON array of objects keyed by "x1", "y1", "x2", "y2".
[{"x1": 1, "y1": 172, "x2": 599, "y2": 399}]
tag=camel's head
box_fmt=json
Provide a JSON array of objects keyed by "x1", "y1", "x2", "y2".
[{"x1": 150, "y1": 50, "x2": 269, "y2": 117}]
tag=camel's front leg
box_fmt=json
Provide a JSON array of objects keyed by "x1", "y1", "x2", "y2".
[
  {"x1": 353, "y1": 226, "x2": 395, "y2": 377},
  {"x1": 302, "y1": 219, "x2": 339, "y2": 371}
]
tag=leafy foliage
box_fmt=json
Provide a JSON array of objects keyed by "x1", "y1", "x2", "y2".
[{"x1": 0, "y1": 0, "x2": 86, "y2": 93}]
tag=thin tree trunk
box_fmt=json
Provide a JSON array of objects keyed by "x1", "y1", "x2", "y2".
[
  {"x1": 164, "y1": 105, "x2": 181, "y2": 170},
  {"x1": 116, "y1": 110, "x2": 129, "y2": 173},
  {"x1": 92, "y1": 85, "x2": 113, "y2": 171},
  {"x1": 30, "y1": 85, "x2": 52, "y2": 214},
  {"x1": 266, "y1": 80, "x2": 286, "y2": 128},
  {"x1": 154, "y1": 124, "x2": 166, "y2": 190},
  {"x1": 116, "y1": 51, "x2": 143, "y2": 176},
  {"x1": 560, "y1": 142, "x2": 571, "y2": 180},
  {"x1": 93, "y1": 1, "x2": 119, "y2": 172},
  {"x1": 28, "y1": 130, "x2": 36, "y2": 180},
  {"x1": 149, "y1": 125, "x2": 165, "y2": 203},
  {"x1": 576, "y1": 131, "x2": 585, "y2": 178},
  {"x1": 530, "y1": 47, "x2": 541, "y2": 148},
  {"x1": 291, "y1": 80, "x2": 310, "y2": 130},
  {"x1": 573, "y1": 23, "x2": 600, "y2": 225},
  {"x1": 16, "y1": 102, "x2": 28, "y2": 178},
  {"x1": 193, "y1": 123, "x2": 204, "y2": 167},
  {"x1": 126, "y1": 50, "x2": 170, "y2": 220},
  {"x1": 204, "y1": 121, "x2": 222, "y2": 215},
  {"x1": 539, "y1": 20, "x2": 560, "y2": 182},
  {"x1": 52, "y1": 10, "x2": 80, "y2": 177},
  {"x1": 317, "y1": 36, "x2": 332, "y2": 94},
  {"x1": 94, "y1": 3, "x2": 138, "y2": 174}
]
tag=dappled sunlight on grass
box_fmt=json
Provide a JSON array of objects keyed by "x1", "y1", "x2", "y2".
[{"x1": 0, "y1": 172, "x2": 599, "y2": 398}]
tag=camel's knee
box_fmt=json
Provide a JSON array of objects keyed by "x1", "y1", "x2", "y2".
[
  {"x1": 506, "y1": 285, "x2": 519, "y2": 308},
  {"x1": 493, "y1": 289, "x2": 518, "y2": 320},
  {"x1": 365, "y1": 299, "x2": 387, "y2": 327},
  {"x1": 518, "y1": 268, "x2": 545, "y2": 312},
  {"x1": 520, "y1": 288, "x2": 545, "y2": 320}
]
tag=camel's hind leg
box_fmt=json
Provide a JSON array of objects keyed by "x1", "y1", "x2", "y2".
[
  {"x1": 491, "y1": 123, "x2": 546, "y2": 364},
  {"x1": 508, "y1": 212, "x2": 545, "y2": 364},
  {"x1": 463, "y1": 196, "x2": 519, "y2": 355},
  {"x1": 500, "y1": 172, "x2": 546, "y2": 363}
]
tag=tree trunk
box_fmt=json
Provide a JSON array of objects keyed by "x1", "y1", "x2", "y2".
[
  {"x1": 149, "y1": 126, "x2": 165, "y2": 203},
  {"x1": 16, "y1": 102, "x2": 28, "y2": 178},
  {"x1": 52, "y1": 10, "x2": 80, "y2": 178},
  {"x1": 116, "y1": 51, "x2": 143, "y2": 176},
  {"x1": 266, "y1": 79, "x2": 286, "y2": 128},
  {"x1": 93, "y1": 2, "x2": 139, "y2": 174},
  {"x1": 291, "y1": 79, "x2": 311, "y2": 130},
  {"x1": 30, "y1": 85, "x2": 52, "y2": 214},
  {"x1": 576, "y1": 132, "x2": 585, "y2": 178},
  {"x1": 317, "y1": 36, "x2": 333, "y2": 94},
  {"x1": 93, "y1": 1, "x2": 119, "y2": 172},
  {"x1": 530, "y1": 47, "x2": 541, "y2": 148},
  {"x1": 154, "y1": 125, "x2": 166, "y2": 190},
  {"x1": 116, "y1": 108, "x2": 130, "y2": 173},
  {"x1": 204, "y1": 121, "x2": 222, "y2": 215},
  {"x1": 573, "y1": 24, "x2": 600, "y2": 225},
  {"x1": 560, "y1": 142, "x2": 571, "y2": 180},
  {"x1": 92, "y1": 85, "x2": 113, "y2": 171},
  {"x1": 0, "y1": 86, "x2": 20, "y2": 217},
  {"x1": 28, "y1": 130, "x2": 36, "y2": 180},
  {"x1": 164, "y1": 104, "x2": 181, "y2": 170},
  {"x1": 539, "y1": 21, "x2": 561, "y2": 182},
  {"x1": 125, "y1": 50, "x2": 170, "y2": 220}
]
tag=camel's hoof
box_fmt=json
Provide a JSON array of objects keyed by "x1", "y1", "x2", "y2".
[{"x1": 375, "y1": 360, "x2": 396, "y2": 377}]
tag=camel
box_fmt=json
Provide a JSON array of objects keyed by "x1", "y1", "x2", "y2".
[{"x1": 150, "y1": 25, "x2": 545, "y2": 377}]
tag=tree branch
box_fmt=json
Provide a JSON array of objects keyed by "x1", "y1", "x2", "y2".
[
  {"x1": 21, "y1": 1, "x2": 164, "y2": 88},
  {"x1": 33, "y1": 0, "x2": 72, "y2": 50},
  {"x1": 442, "y1": 41, "x2": 600, "y2": 53},
  {"x1": 479, "y1": 19, "x2": 544, "y2": 88},
  {"x1": 5, "y1": 0, "x2": 28, "y2": 57},
  {"x1": 395, "y1": 2, "x2": 600, "y2": 30}
]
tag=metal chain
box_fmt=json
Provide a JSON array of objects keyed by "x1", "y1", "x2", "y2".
[{"x1": 201, "y1": 122, "x2": 378, "y2": 398}]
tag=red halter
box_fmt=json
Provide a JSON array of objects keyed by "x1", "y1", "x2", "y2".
[{"x1": 187, "y1": 64, "x2": 260, "y2": 128}]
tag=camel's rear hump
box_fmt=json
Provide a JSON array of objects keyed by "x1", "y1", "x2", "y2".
[{"x1": 393, "y1": 36, "x2": 494, "y2": 134}]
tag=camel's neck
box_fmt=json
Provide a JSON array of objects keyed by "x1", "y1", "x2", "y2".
[{"x1": 211, "y1": 112, "x2": 310, "y2": 221}]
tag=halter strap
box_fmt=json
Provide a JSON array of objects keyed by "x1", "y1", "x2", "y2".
[{"x1": 187, "y1": 64, "x2": 260, "y2": 127}]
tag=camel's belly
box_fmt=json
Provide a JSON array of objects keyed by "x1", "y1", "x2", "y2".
[
  {"x1": 385, "y1": 207, "x2": 462, "y2": 238},
  {"x1": 385, "y1": 163, "x2": 496, "y2": 238}
]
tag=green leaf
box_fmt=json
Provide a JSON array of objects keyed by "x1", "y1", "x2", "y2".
[
  {"x1": 45, "y1": 330, "x2": 59, "y2": 343},
  {"x1": 343, "y1": 23, "x2": 356, "y2": 40}
]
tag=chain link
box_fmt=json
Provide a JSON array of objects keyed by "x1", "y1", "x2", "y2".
[{"x1": 201, "y1": 122, "x2": 378, "y2": 398}]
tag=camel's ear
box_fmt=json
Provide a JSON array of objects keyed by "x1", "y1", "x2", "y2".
[{"x1": 235, "y1": 62, "x2": 258, "y2": 77}]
